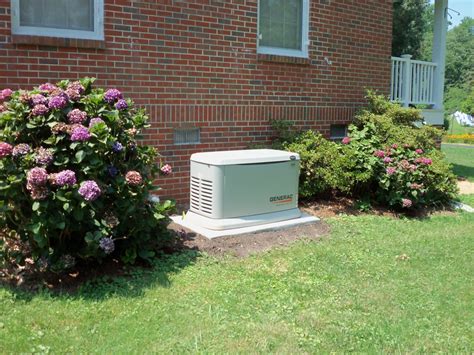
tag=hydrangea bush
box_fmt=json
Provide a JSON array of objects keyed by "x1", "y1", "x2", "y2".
[{"x1": 0, "y1": 78, "x2": 174, "y2": 272}]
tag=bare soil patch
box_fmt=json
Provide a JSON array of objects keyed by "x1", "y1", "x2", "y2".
[{"x1": 169, "y1": 220, "x2": 330, "y2": 258}]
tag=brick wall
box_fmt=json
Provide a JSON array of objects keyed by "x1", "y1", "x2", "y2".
[{"x1": 0, "y1": 0, "x2": 393, "y2": 203}]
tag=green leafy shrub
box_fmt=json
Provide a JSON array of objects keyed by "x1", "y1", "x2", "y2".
[
  {"x1": 281, "y1": 131, "x2": 371, "y2": 198},
  {"x1": 353, "y1": 91, "x2": 443, "y2": 150},
  {"x1": 0, "y1": 79, "x2": 175, "y2": 272}
]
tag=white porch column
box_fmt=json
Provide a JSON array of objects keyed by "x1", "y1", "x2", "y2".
[{"x1": 431, "y1": 0, "x2": 448, "y2": 110}]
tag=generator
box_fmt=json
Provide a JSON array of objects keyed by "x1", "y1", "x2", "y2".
[{"x1": 185, "y1": 149, "x2": 301, "y2": 230}]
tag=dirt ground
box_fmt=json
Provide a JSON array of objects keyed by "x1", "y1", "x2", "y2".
[{"x1": 169, "y1": 220, "x2": 331, "y2": 258}]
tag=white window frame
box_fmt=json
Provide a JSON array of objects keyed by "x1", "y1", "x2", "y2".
[
  {"x1": 257, "y1": 0, "x2": 310, "y2": 58},
  {"x1": 11, "y1": 0, "x2": 104, "y2": 40}
]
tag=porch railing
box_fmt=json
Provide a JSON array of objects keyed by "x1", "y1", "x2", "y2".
[{"x1": 390, "y1": 55, "x2": 437, "y2": 107}]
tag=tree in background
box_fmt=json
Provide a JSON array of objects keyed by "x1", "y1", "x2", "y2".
[{"x1": 392, "y1": 0, "x2": 431, "y2": 58}]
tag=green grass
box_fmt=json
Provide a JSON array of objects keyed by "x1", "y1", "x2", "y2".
[
  {"x1": 446, "y1": 119, "x2": 474, "y2": 135},
  {"x1": 1, "y1": 203, "x2": 473, "y2": 353},
  {"x1": 442, "y1": 144, "x2": 474, "y2": 182}
]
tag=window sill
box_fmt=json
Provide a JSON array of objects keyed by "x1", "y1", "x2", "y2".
[
  {"x1": 11, "y1": 34, "x2": 105, "y2": 49},
  {"x1": 257, "y1": 53, "x2": 310, "y2": 65}
]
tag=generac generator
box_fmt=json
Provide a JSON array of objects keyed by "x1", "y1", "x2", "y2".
[{"x1": 185, "y1": 149, "x2": 301, "y2": 230}]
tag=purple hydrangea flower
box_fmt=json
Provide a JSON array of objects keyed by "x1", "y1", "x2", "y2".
[
  {"x1": 89, "y1": 117, "x2": 104, "y2": 128},
  {"x1": 27, "y1": 167, "x2": 48, "y2": 187},
  {"x1": 67, "y1": 109, "x2": 88, "y2": 124},
  {"x1": 55, "y1": 170, "x2": 77, "y2": 187},
  {"x1": 115, "y1": 99, "x2": 128, "y2": 110},
  {"x1": 161, "y1": 164, "x2": 172, "y2": 175},
  {"x1": 0, "y1": 142, "x2": 13, "y2": 158},
  {"x1": 107, "y1": 165, "x2": 118, "y2": 177},
  {"x1": 12, "y1": 143, "x2": 31, "y2": 157},
  {"x1": 386, "y1": 167, "x2": 396, "y2": 175},
  {"x1": 35, "y1": 147, "x2": 54, "y2": 166},
  {"x1": 31, "y1": 94, "x2": 48, "y2": 106},
  {"x1": 111, "y1": 141, "x2": 123, "y2": 152},
  {"x1": 0, "y1": 88, "x2": 13, "y2": 101},
  {"x1": 402, "y1": 198, "x2": 413, "y2": 208},
  {"x1": 65, "y1": 81, "x2": 85, "y2": 101},
  {"x1": 99, "y1": 237, "x2": 115, "y2": 254},
  {"x1": 70, "y1": 126, "x2": 91, "y2": 142},
  {"x1": 104, "y1": 89, "x2": 123, "y2": 103},
  {"x1": 32, "y1": 104, "x2": 49, "y2": 116},
  {"x1": 78, "y1": 180, "x2": 101, "y2": 201},
  {"x1": 48, "y1": 94, "x2": 68, "y2": 109}
]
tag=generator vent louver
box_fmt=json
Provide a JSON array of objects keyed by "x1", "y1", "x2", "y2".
[{"x1": 190, "y1": 176, "x2": 213, "y2": 215}]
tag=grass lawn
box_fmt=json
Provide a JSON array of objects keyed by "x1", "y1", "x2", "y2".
[
  {"x1": 442, "y1": 144, "x2": 474, "y2": 182},
  {"x1": 1, "y1": 196, "x2": 473, "y2": 353},
  {"x1": 446, "y1": 119, "x2": 474, "y2": 135}
]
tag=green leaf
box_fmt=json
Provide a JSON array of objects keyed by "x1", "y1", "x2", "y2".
[
  {"x1": 73, "y1": 208, "x2": 84, "y2": 221},
  {"x1": 63, "y1": 202, "x2": 70, "y2": 211},
  {"x1": 75, "y1": 150, "x2": 86, "y2": 163},
  {"x1": 32, "y1": 201, "x2": 40, "y2": 211}
]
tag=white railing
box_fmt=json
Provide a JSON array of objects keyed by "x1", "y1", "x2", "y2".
[{"x1": 391, "y1": 54, "x2": 437, "y2": 107}]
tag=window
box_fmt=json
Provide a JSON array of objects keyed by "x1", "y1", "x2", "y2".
[
  {"x1": 11, "y1": 0, "x2": 104, "y2": 40},
  {"x1": 258, "y1": 0, "x2": 309, "y2": 58},
  {"x1": 330, "y1": 124, "x2": 348, "y2": 140},
  {"x1": 174, "y1": 128, "x2": 200, "y2": 145}
]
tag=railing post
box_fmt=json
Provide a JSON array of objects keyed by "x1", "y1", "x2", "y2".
[{"x1": 401, "y1": 54, "x2": 412, "y2": 107}]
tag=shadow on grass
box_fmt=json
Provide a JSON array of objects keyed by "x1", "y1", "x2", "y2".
[
  {"x1": 2, "y1": 232, "x2": 203, "y2": 301},
  {"x1": 451, "y1": 163, "x2": 474, "y2": 181}
]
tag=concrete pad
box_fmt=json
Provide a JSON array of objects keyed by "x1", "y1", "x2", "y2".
[{"x1": 171, "y1": 212, "x2": 320, "y2": 239}]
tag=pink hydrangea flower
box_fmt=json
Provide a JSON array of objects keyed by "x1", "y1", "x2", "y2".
[
  {"x1": 161, "y1": 164, "x2": 172, "y2": 175},
  {"x1": 415, "y1": 148, "x2": 423, "y2": 154},
  {"x1": 125, "y1": 171, "x2": 143, "y2": 186},
  {"x1": 0, "y1": 142, "x2": 13, "y2": 158},
  {"x1": 27, "y1": 167, "x2": 48, "y2": 187},
  {"x1": 391, "y1": 144, "x2": 398, "y2": 149},
  {"x1": 383, "y1": 157, "x2": 393, "y2": 164},
  {"x1": 12, "y1": 143, "x2": 31, "y2": 157},
  {"x1": 341, "y1": 137, "x2": 351, "y2": 144},
  {"x1": 67, "y1": 109, "x2": 88, "y2": 124},
  {"x1": 0, "y1": 104, "x2": 6, "y2": 113},
  {"x1": 38, "y1": 83, "x2": 58, "y2": 93},
  {"x1": 374, "y1": 150, "x2": 385, "y2": 158},
  {"x1": 0, "y1": 88, "x2": 13, "y2": 101},
  {"x1": 386, "y1": 167, "x2": 396, "y2": 175},
  {"x1": 421, "y1": 157, "x2": 432, "y2": 165},
  {"x1": 402, "y1": 198, "x2": 412, "y2": 208}
]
